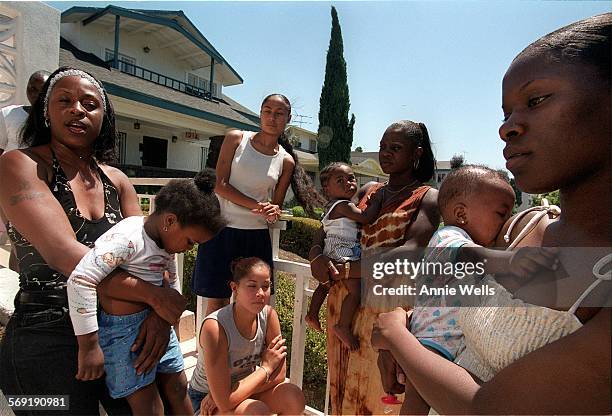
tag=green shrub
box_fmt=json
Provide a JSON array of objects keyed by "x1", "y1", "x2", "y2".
[
  {"x1": 313, "y1": 207, "x2": 324, "y2": 219},
  {"x1": 292, "y1": 205, "x2": 324, "y2": 220},
  {"x1": 139, "y1": 202, "x2": 150, "y2": 215},
  {"x1": 280, "y1": 217, "x2": 321, "y2": 259},
  {"x1": 531, "y1": 190, "x2": 560, "y2": 207},
  {"x1": 182, "y1": 246, "x2": 198, "y2": 313},
  {"x1": 134, "y1": 185, "x2": 163, "y2": 195},
  {"x1": 292, "y1": 206, "x2": 306, "y2": 217}
]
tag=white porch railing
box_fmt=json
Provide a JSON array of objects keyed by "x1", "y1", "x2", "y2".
[{"x1": 130, "y1": 178, "x2": 329, "y2": 415}]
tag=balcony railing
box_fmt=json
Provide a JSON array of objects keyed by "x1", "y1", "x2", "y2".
[
  {"x1": 106, "y1": 59, "x2": 220, "y2": 103},
  {"x1": 132, "y1": 178, "x2": 328, "y2": 415}
]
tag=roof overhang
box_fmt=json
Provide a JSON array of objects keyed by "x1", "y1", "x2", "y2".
[
  {"x1": 352, "y1": 158, "x2": 388, "y2": 177},
  {"x1": 105, "y1": 82, "x2": 257, "y2": 132},
  {"x1": 61, "y1": 5, "x2": 243, "y2": 86},
  {"x1": 294, "y1": 149, "x2": 319, "y2": 167},
  {"x1": 287, "y1": 125, "x2": 318, "y2": 139}
]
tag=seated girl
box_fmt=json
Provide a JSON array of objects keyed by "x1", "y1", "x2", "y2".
[
  {"x1": 67, "y1": 169, "x2": 226, "y2": 415},
  {"x1": 194, "y1": 257, "x2": 305, "y2": 415}
]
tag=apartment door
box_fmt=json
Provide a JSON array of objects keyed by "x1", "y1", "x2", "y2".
[{"x1": 141, "y1": 136, "x2": 167, "y2": 168}]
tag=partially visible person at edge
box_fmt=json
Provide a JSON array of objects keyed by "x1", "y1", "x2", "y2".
[
  {"x1": 189, "y1": 93, "x2": 324, "y2": 411},
  {"x1": 0, "y1": 70, "x2": 49, "y2": 155},
  {"x1": 309, "y1": 120, "x2": 440, "y2": 414},
  {"x1": 191, "y1": 93, "x2": 324, "y2": 316},
  {"x1": 372, "y1": 13, "x2": 611, "y2": 415},
  {"x1": 0, "y1": 66, "x2": 187, "y2": 415},
  {"x1": 0, "y1": 70, "x2": 49, "y2": 271}
]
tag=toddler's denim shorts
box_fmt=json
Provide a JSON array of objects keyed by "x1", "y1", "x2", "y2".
[{"x1": 99, "y1": 308, "x2": 184, "y2": 398}]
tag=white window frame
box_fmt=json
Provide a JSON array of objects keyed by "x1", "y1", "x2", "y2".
[
  {"x1": 200, "y1": 147, "x2": 209, "y2": 170},
  {"x1": 105, "y1": 49, "x2": 136, "y2": 75},
  {"x1": 186, "y1": 72, "x2": 221, "y2": 97},
  {"x1": 186, "y1": 72, "x2": 209, "y2": 91},
  {"x1": 310, "y1": 139, "x2": 317, "y2": 152},
  {"x1": 116, "y1": 131, "x2": 127, "y2": 164}
]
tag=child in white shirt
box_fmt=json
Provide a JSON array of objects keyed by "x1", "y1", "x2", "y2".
[{"x1": 67, "y1": 169, "x2": 226, "y2": 416}]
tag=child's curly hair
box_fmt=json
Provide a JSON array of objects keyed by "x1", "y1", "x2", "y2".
[{"x1": 155, "y1": 168, "x2": 226, "y2": 234}]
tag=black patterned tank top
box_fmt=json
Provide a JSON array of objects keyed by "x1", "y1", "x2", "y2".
[{"x1": 7, "y1": 152, "x2": 123, "y2": 292}]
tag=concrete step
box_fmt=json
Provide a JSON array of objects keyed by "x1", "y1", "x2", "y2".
[
  {"x1": 0, "y1": 243, "x2": 11, "y2": 269},
  {"x1": 180, "y1": 336, "x2": 199, "y2": 381},
  {"x1": 176, "y1": 310, "x2": 196, "y2": 342},
  {"x1": 0, "y1": 267, "x2": 19, "y2": 326}
]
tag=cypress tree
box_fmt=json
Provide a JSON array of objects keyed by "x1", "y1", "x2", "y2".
[
  {"x1": 450, "y1": 154, "x2": 465, "y2": 169},
  {"x1": 317, "y1": 6, "x2": 355, "y2": 170}
]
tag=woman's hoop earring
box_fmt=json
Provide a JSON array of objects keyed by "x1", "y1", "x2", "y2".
[
  {"x1": 413, "y1": 158, "x2": 420, "y2": 170},
  {"x1": 44, "y1": 119, "x2": 50, "y2": 128}
]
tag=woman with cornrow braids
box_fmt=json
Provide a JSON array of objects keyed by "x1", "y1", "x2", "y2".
[
  {"x1": 372, "y1": 13, "x2": 611, "y2": 415},
  {"x1": 0, "y1": 66, "x2": 186, "y2": 415}
]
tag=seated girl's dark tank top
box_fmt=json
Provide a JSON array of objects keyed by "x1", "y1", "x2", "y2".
[{"x1": 6, "y1": 152, "x2": 123, "y2": 294}]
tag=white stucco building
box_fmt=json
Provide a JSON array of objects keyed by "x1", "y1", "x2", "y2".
[
  {"x1": 0, "y1": 2, "x2": 59, "y2": 107},
  {"x1": 59, "y1": 5, "x2": 260, "y2": 177}
]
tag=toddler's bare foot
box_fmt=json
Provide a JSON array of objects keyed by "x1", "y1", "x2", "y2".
[
  {"x1": 332, "y1": 324, "x2": 359, "y2": 351},
  {"x1": 305, "y1": 312, "x2": 322, "y2": 332}
]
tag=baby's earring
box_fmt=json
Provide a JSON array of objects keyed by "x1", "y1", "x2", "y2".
[
  {"x1": 163, "y1": 226, "x2": 168, "y2": 232},
  {"x1": 459, "y1": 219, "x2": 466, "y2": 224}
]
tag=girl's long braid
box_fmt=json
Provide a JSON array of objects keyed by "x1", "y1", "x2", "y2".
[{"x1": 278, "y1": 132, "x2": 326, "y2": 215}]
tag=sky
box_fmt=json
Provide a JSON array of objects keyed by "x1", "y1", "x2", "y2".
[{"x1": 47, "y1": 1, "x2": 611, "y2": 171}]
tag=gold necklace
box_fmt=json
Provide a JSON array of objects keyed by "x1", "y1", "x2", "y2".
[{"x1": 384, "y1": 179, "x2": 419, "y2": 194}]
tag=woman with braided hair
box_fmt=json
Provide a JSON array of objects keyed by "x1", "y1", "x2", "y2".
[{"x1": 0, "y1": 66, "x2": 186, "y2": 415}]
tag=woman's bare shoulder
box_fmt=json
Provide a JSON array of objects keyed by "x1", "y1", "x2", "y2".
[
  {"x1": 218, "y1": 130, "x2": 245, "y2": 158},
  {"x1": 0, "y1": 145, "x2": 48, "y2": 164},
  {"x1": 0, "y1": 146, "x2": 52, "y2": 180},
  {"x1": 225, "y1": 129, "x2": 244, "y2": 142},
  {"x1": 98, "y1": 164, "x2": 129, "y2": 184},
  {"x1": 415, "y1": 187, "x2": 439, "y2": 223},
  {"x1": 421, "y1": 187, "x2": 438, "y2": 207},
  {"x1": 202, "y1": 317, "x2": 228, "y2": 347}
]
